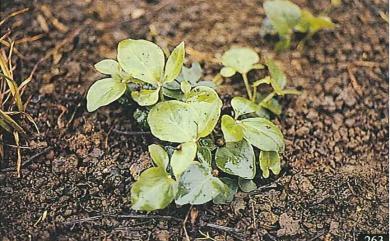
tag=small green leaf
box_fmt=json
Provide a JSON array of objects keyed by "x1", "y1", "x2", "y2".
[
  {"x1": 221, "y1": 115, "x2": 244, "y2": 142},
  {"x1": 295, "y1": 10, "x2": 335, "y2": 33},
  {"x1": 240, "y1": 117, "x2": 284, "y2": 152},
  {"x1": 148, "y1": 144, "x2": 169, "y2": 169},
  {"x1": 131, "y1": 88, "x2": 160, "y2": 106},
  {"x1": 265, "y1": 58, "x2": 287, "y2": 90},
  {"x1": 87, "y1": 78, "x2": 126, "y2": 112},
  {"x1": 260, "y1": 98, "x2": 282, "y2": 115},
  {"x1": 94, "y1": 59, "x2": 120, "y2": 75},
  {"x1": 161, "y1": 87, "x2": 184, "y2": 100},
  {"x1": 220, "y1": 67, "x2": 236, "y2": 77},
  {"x1": 164, "y1": 42, "x2": 185, "y2": 83},
  {"x1": 221, "y1": 48, "x2": 260, "y2": 74},
  {"x1": 131, "y1": 167, "x2": 177, "y2": 211},
  {"x1": 215, "y1": 139, "x2": 256, "y2": 179},
  {"x1": 259, "y1": 151, "x2": 281, "y2": 178},
  {"x1": 263, "y1": 0, "x2": 301, "y2": 36},
  {"x1": 180, "y1": 80, "x2": 192, "y2": 94},
  {"x1": 186, "y1": 86, "x2": 222, "y2": 138},
  {"x1": 238, "y1": 177, "x2": 257, "y2": 192},
  {"x1": 197, "y1": 146, "x2": 212, "y2": 166},
  {"x1": 171, "y1": 142, "x2": 197, "y2": 178},
  {"x1": 148, "y1": 100, "x2": 198, "y2": 143},
  {"x1": 213, "y1": 177, "x2": 238, "y2": 204},
  {"x1": 178, "y1": 62, "x2": 203, "y2": 84},
  {"x1": 175, "y1": 163, "x2": 226, "y2": 205},
  {"x1": 231, "y1": 97, "x2": 259, "y2": 118},
  {"x1": 118, "y1": 39, "x2": 164, "y2": 85}
]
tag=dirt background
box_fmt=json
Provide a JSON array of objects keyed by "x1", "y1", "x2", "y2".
[{"x1": 0, "y1": 0, "x2": 388, "y2": 240}]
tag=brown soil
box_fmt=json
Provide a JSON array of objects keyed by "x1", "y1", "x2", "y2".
[{"x1": 0, "y1": 0, "x2": 388, "y2": 240}]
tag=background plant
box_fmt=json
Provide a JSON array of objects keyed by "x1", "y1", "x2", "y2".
[{"x1": 261, "y1": 0, "x2": 335, "y2": 51}]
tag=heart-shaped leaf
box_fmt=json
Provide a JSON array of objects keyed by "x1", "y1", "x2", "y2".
[
  {"x1": 148, "y1": 100, "x2": 198, "y2": 143},
  {"x1": 185, "y1": 86, "x2": 222, "y2": 138},
  {"x1": 240, "y1": 117, "x2": 284, "y2": 152},
  {"x1": 215, "y1": 139, "x2": 256, "y2": 179},
  {"x1": 171, "y1": 141, "x2": 197, "y2": 178},
  {"x1": 86, "y1": 78, "x2": 126, "y2": 112},
  {"x1": 131, "y1": 167, "x2": 177, "y2": 211},
  {"x1": 221, "y1": 115, "x2": 244, "y2": 142},
  {"x1": 164, "y1": 42, "x2": 185, "y2": 83},
  {"x1": 259, "y1": 151, "x2": 281, "y2": 178},
  {"x1": 221, "y1": 47, "x2": 260, "y2": 74},
  {"x1": 263, "y1": 0, "x2": 301, "y2": 36},
  {"x1": 118, "y1": 39, "x2": 165, "y2": 85},
  {"x1": 131, "y1": 88, "x2": 160, "y2": 106},
  {"x1": 213, "y1": 177, "x2": 238, "y2": 204},
  {"x1": 175, "y1": 163, "x2": 226, "y2": 205},
  {"x1": 231, "y1": 97, "x2": 259, "y2": 118},
  {"x1": 148, "y1": 144, "x2": 169, "y2": 169},
  {"x1": 95, "y1": 59, "x2": 120, "y2": 76}
]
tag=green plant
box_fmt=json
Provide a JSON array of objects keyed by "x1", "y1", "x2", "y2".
[
  {"x1": 87, "y1": 40, "x2": 296, "y2": 211},
  {"x1": 87, "y1": 39, "x2": 185, "y2": 111},
  {"x1": 220, "y1": 47, "x2": 300, "y2": 116},
  {"x1": 261, "y1": 0, "x2": 335, "y2": 51}
]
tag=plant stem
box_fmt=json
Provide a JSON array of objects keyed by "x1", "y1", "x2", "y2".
[
  {"x1": 252, "y1": 86, "x2": 257, "y2": 102},
  {"x1": 242, "y1": 72, "x2": 253, "y2": 100},
  {"x1": 260, "y1": 91, "x2": 276, "y2": 105},
  {"x1": 159, "y1": 87, "x2": 165, "y2": 101}
]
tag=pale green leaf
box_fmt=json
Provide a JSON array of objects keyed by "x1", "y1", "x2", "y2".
[
  {"x1": 171, "y1": 141, "x2": 197, "y2": 178},
  {"x1": 259, "y1": 151, "x2": 281, "y2": 178},
  {"x1": 161, "y1": 87, "x2": 183, "y2": 100},
  {"x1": 220, "y1": 67, "x2": 236, "y2": 77},
  {"x1": 221, "y1": 48, "x2": 260, "y2": 74},
  {"x1": 260, "y1": 98, "x2": 282, "y2": 115},
  {"x1": 295, "y1": 10, "x2": 335, "y2": 33},
  {"x1": 221, "y1": 115, "x2": 244, "y2": 142},
  {"x1": 87, "y1": 78, "x2": 126, "y2": 112},
  {"x1": 238, "y1": 177, "x2": 257, "y2": 192},
  {"x1": 175, "y1": 163, "x2": 226, "y2": 205},
  {"x1": 215, "y1": 139, "x2": 256, "y2": 179},
  {"x1": 180, "y1": 80, "x2": 192, "y2": 94},
  {"x1": 263, "y1": 0, "x2": 301, "y2": 36},
  {"x1": 148, "y1": 144, "x2": 169, "y2": 169},
  {"x1": 213, "y1": 177, "x2": 238, "y2": 204},
  {"x1": 131, "y1": 88, "x2": 160, "y2": 106},
  {"x1": 148, "y1": 100, "x2": 198, "y2": 143},
  {"x1": 117, "y1": 39, "x2": 164, "y2": 85},
  {"x1": 164, "y1": 42, "x2": 185, "y2": 83},
  {"x1": 265, "y1": 58, "x2": 287, "y2": 90},
  {"x1": 95, "y1": 59, "x2": 120, "y2": 75},
  {"x1": 185, "y1": 86, "x2": 222, "y2": 138},
  {"x1": 231, "y1": 97, "x2": 259, "y2": 118},
  {"x1": 178, "y1": 62, "x2": 202, "y2": 84},
  {"x1": 197, "y1": 146, "x2": 212, "y2": 166},
  {"x1": 240, "y1": 117, "x2": 284, "y2": 152},
  {"x1": 131, "y1": 167, "x2": 177, "y2": 211}
]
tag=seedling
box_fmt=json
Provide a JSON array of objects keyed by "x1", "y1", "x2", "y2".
[
  {"x1": 261, "y1": 0, "x2": 335, "y2": 51},
  {"x1": 87, "y1": 40, "x2": 295, "y2": 211},
  {"x1": 87, "y1": 39, "x2": 185, "y2": 111},
  {"x1": 220, "y1": 47, "x2": 300, "y2": 117}
]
